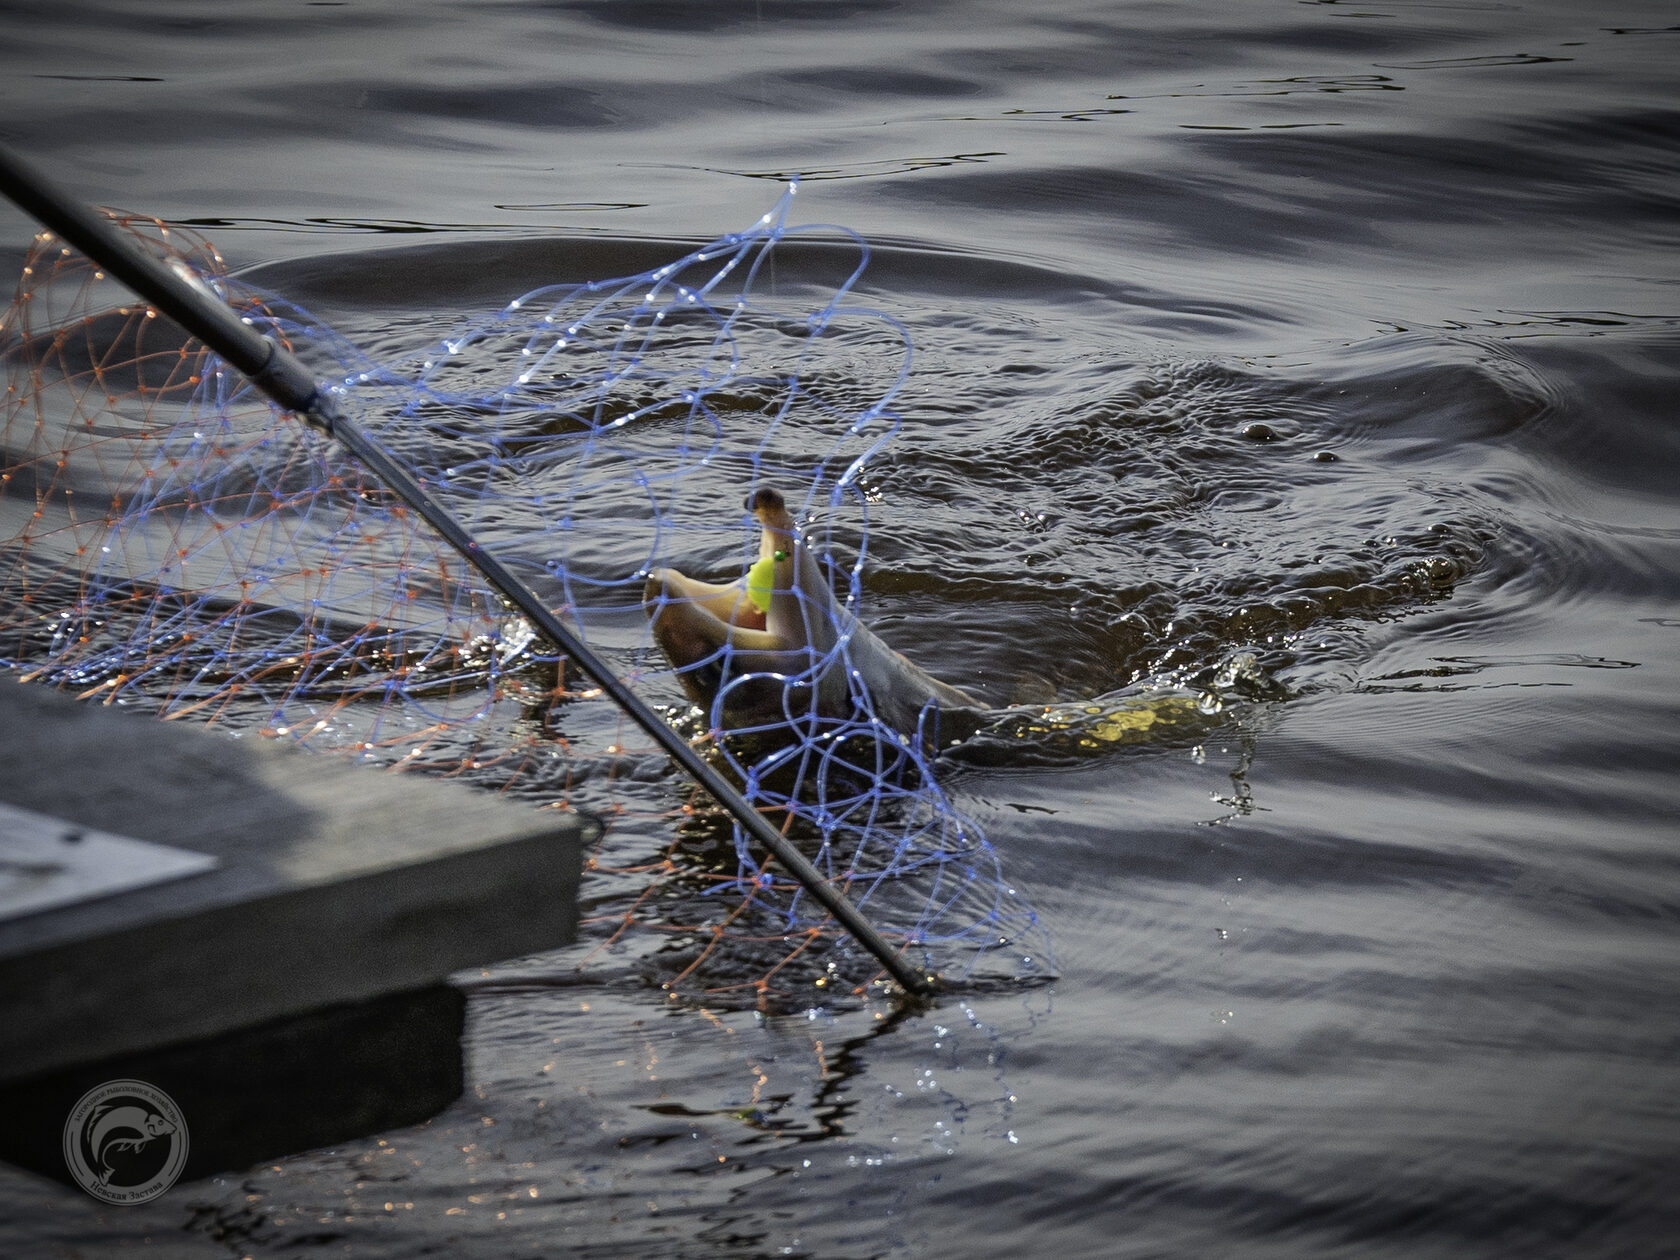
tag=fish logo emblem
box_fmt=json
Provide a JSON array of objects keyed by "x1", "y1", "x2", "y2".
[{"x1": 62, "y1": 1079, "x2": 189, "y2": 1204}]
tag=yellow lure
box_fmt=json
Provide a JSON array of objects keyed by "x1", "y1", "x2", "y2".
[{"x1": 746, "y1": 550, "x2": 787, "y2": 613}]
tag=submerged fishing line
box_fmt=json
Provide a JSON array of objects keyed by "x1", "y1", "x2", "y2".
[{"x1": 0, "y1": 187, "x2": 1050, "y2": 1004}]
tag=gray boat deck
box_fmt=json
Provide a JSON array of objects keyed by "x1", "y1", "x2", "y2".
[{"x1": 0, "y1": 676, "x2": 589, "y2": 1085}]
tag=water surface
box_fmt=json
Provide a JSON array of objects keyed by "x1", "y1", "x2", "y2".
[{"x1": 2, "y1": 1, "x2": 1677, "y2": 1256}]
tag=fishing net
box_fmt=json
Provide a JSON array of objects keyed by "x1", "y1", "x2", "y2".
[{"x1": 0, "y1": 187, "x2": 1050, "y2": 1007}]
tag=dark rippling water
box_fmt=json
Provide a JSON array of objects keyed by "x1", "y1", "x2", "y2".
[{"x1": 3, "y1": 1, "x2": 1678, "y2": 1256}]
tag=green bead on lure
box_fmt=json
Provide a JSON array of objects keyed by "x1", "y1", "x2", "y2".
[{"x1": 746, "y1": 550, "x2": 789, "y2": 613}]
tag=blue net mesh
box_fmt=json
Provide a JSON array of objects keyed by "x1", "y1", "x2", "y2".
[{"x1": 0, "y1": 189, "x2": 1050, "y2": 1005}]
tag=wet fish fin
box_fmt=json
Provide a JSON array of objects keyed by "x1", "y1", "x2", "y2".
[{"x1": 1007, "y1": 671, "x2": 1059, "y2": 706}]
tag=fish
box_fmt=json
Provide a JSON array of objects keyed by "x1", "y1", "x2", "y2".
[
  {"x1": 87, "y1": 1102, "x2": 176, "y2": 1184},
  {"x1": 643, "y1": 487, "x2": 984, "y2": 751},
  {"x1": 644, "y1": 486, "x2": 1228, "y2": 767}
]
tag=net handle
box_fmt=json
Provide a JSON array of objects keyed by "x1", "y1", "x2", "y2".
[{"x1": 0, "y1": 144, "x2": 937, "y2": 1000}]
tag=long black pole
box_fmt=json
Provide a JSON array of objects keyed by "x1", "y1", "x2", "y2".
[{"x1": 0, "y1": 145, "x2": 935, "y2": 999}]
